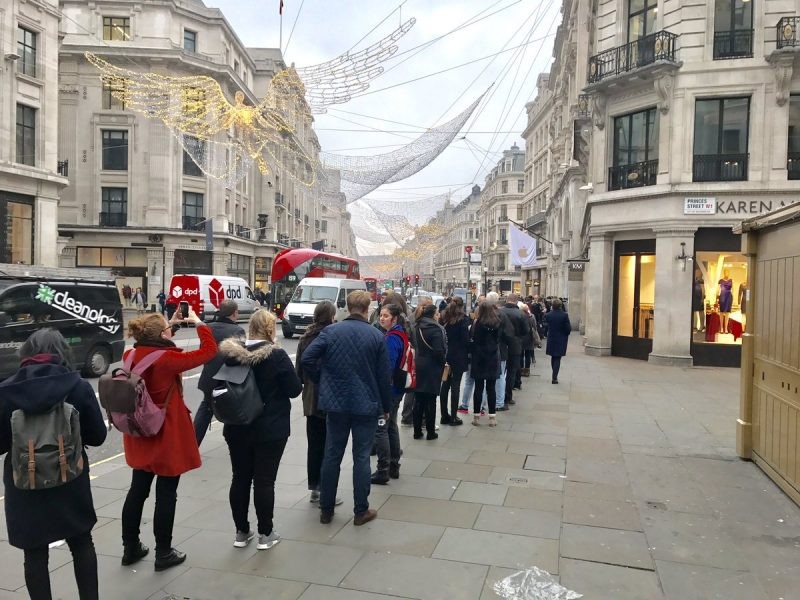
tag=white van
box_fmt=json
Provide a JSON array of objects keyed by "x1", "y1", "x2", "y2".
[
  {"x1": 167, "y1": 274, "x2": 260, "y2": 322},
  {"x1": 282, "y1": 277, "x2": 366, "y2": 338}
]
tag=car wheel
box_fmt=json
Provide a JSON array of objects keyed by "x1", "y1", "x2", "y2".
[
  {"x1": 282, "y1": 329, "x2": 294, "y2": 339},
  {"x1": 83, "y1": 345, "x2": 111, "y2": 378}
]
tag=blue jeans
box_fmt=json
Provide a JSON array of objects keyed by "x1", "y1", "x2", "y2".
[
  {"x1": 320, "y1": 412, "x2": 378, "y2": 515},
  {"x1": 461, "y1": 361, "x2": 506, "y2": 410}
]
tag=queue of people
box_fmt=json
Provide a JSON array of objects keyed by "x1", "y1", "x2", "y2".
[{"x1": 0, "y1": 288, "x2": 571, "y2": 600}]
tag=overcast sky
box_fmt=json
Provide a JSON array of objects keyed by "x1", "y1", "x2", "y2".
[{"x1": 210, "y1": 0, "x2": 561, "y2": 255}]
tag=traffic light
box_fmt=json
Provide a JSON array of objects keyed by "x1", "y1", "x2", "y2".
[
  {"x1": 405, "y1": 276, "x2": 411, "y2": 284},
  {"x1": 414, "y1": 274, "x2": 419, "y2": 285}
]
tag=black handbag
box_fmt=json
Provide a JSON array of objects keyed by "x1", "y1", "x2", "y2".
[{"x1": 211, "y1": 363, "x2": 264, "y2": 425}]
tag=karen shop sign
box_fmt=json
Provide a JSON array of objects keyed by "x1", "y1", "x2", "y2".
[{"x1": 684, "y1": 197, "x2": 797, "y2": 216}]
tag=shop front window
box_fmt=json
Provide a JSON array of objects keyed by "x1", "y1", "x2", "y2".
[{"x1": 692, "y1": 251, "x2": 748, "y2": 346}]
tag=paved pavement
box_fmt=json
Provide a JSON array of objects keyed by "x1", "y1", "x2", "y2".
[{"x1": 1, "y1": 334, "x2": 799, "y2": 599}]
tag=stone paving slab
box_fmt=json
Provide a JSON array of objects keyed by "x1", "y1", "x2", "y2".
[{"x1": 4, "y1": 337, "x2": 800, "y2": 599}]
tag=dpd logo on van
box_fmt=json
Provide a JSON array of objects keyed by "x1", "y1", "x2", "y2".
[
  {"x1": 208, "y1": 278, "x2": 225, "y2": 308},
  {"x1": 35, "y1": 284, "x2": 120, "y2": 334}
]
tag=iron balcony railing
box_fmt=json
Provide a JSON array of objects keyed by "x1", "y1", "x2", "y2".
[
  {"x1": 57, "y1": 159, "x2": 69, "y2": 177},
  {"x1": 275, "y1": 192, "x2": 285, "y2": 207},
  {"x1": 692, "y1": 154, "x2": 748, "y2": 182},
  {"x1": 182, "y1": 216, "x2": 205, "y2": 231},
  {"x1": 608, "y1": 159, "x2": 658, "y2": 191},
  {"x1": 713, "y1": 29, "x2": 754, "y2": 59},
  {"x1": 526, "y1": 211, "x2": 546, "y2": 228},
  {"x1": 588, "y1": 30, "x2": 678, "y2": 84},
  {"x1": 235, "y1": 225, "x2": 251, "y2": 239},
  {"x1": 99, "y1": 212, "x2": 127, "y2": 227},
  {"x1": 294, "y1": 208, "x2": 301, "y2": 220},
  {"x1": 777, "y1": 17, "x2": 800, "y2": 49},
  {"x1": 277, "y1": 233, "x2": 289, "y2": 245},
  {"x1": 788, "y1": 152, "x2": 800, "y2": 180}
]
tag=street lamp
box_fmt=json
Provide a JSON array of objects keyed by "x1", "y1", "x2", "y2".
[{"x1": 483, "y1": 266, "x2": 489, "y2": 295}]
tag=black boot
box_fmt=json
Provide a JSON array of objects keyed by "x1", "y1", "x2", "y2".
[
  {"x1": 154, "y1": 548, "x2": 186, "y2": 571},
  {"x1": 121, "y1": 541, "x2": 149, "y2": 566},
  {"x1": 371, "y1": 470, "x2": 389, "y2": 485},
  {"x1": 389, "y1": 463, "x2": 400, "y2": 479}
]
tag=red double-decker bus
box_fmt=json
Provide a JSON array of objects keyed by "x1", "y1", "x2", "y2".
[{"x1": 270, "y1": 248, "x2": 360, "y2": 317}]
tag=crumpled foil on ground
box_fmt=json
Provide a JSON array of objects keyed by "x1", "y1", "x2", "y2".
[{"x1": 493, "y1": 566, "x2": 583, "y2": 600}]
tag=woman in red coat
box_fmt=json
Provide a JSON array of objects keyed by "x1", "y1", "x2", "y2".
[{"x1": 120, "y1": 307, "x2": 217, "y2": 571}]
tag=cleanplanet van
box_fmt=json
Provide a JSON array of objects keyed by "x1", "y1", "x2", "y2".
[
  {"x1": 281, "y1": 277, "x2": 366, "y2": 338},
  {"x1": 167, "y1": 274, "x2": 260, "y2": 322}
]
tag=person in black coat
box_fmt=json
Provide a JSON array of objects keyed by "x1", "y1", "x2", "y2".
[
  {"x1": 439, "y1": 298, "x2": 470, "y2": 426},
  {"x1": 544, "y1": 298, "x2": 571, "y2": 384},
  {"x1": 195, "y1": 300, "x2": 246, "y2": 444},
  {"x1": 470, "y1": 301, "x2": 502, "y2": 427},
  {"x1": 498, "y1": 294, "x2": 530, "y2": 405},
  {"x1": 218, "y1": 309, "x2": 302, "y2": 550},
  {"x1": 413, "y1": 304, "x2": 447, "y2": 440},
  {"x1": 0, "y1": 329, "x2": 107, "y2": 600}
]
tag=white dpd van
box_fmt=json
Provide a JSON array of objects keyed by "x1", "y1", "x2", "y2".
[
  {"x1": 281, "y1": 277, "x2": 366, "y2": 338},
  {"x1": 167, "y1": 274, "x2": 260, "y2": 322}
]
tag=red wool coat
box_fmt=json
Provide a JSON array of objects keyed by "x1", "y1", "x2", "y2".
[{"x1": 122, "y1": 325, "x2": 218, "y2": 476}]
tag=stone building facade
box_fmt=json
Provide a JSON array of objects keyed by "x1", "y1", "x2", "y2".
[
  {"x1": 1, "y1": 0, "x2": 68, "y2": 267},
  {"x1": 56, "y1": 0, "x2": 354, "y2": 302},
  {"x1": 432, "y1": 184, "x2": 482, "y2": 295},
  {"x1": 478, "y1": 145, "x2": 526, "y2": 294},
  {"x1": 581, "y1": 0, "x2": 800, "y2": 366}
]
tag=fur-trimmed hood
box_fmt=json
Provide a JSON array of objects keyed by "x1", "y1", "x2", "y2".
[{"x1": 219, "y1": 338, "x2": 278, "y2": 366}]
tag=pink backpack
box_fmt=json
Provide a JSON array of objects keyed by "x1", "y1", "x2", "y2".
[{"x1": 98, "y1": 350, "x2": 175, "y2": 437}]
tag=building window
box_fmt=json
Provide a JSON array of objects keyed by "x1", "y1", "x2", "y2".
[
  {"x1": 610, "y1": 107, "x2": 658, "y2": 190},
  {"x1": 15, "y1": 104, "x2": 35, "y2": 166},
  {"x1": 517, "y1": 205, "x2": 524, "y2": 220},
  {"x1": 100, "y1": 188, "x2": 127, "y2": 227},
  {"x1": 17, "y1": 26, "x2": 36, "y2": 77},
  {"x1": 788, "y1": 96, "x2": 800, "y2": 180},
  {"x1": 499, "y1": 228, "x2": 508, "y2": 245},
  {"x1": 628, "y1": 0, "x2": 657, "y2": 42},
  {"x1": 102, "y1": 130, "x2": 128, "y2": 171},
  {"x1": 517, "y1": 179, "x2": 524, "y2": 193},
  {"x1": 501, "y1": 180, "x2": 508, "y2": 194},
  {"x1": 183, "y1": 136, "x2": 204, "y2": 177},
  {"x1": 183, "y1": 29, "x2": 197, "y2": 52},
  {"x1": 182, "y1": 192, "x2": 204, "y2": 230},
  {"x1": 233, "y1": 59, "x2": 240, "y2": 75},
  {"x1": 102, "y1": 82, "x2": 126, "y2": 110},
  {"x1": 0, "y1": 193, "x2": 34, "y2": 265},
  {"x1": 693, "y1": 97, "x2": 750, "y2": 182},
  {"x1": 321, "y1": 220, "x2": 328, "y2": 233},
  {"x1": 498, "y1": 254, "x2": 506, "y2": 271},
  {"x1": 103, "y1": 17, "x2": 130, "y2": 41},
  {"x1": 713, "y1": 0, "x2": 753, "y2": 59}
]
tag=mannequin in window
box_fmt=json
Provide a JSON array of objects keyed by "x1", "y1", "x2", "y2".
[
  {"x1": 738, "y1": 280, "x2": 748, "y2": 330},
  {"x1": 717, "y1": 269, "x2": 733, "y2": 334},
  {"x1": 692, "y1": 275, "x2": 705, "y2": 332}
]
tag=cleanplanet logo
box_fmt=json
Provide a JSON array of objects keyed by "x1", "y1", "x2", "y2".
[{"x1": 36, "y1": 284, "x2": 121, "y2": 334}]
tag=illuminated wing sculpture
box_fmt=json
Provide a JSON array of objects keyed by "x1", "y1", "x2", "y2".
[
  {"x1": 85, "y1": 52, "x2": 316, "y2": 188},
  {"x1": 296, "y1": 18, "x2": 416, "y2": 114}
]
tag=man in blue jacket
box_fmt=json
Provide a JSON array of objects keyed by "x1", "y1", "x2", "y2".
[{"x1": 301, "y1": 290, "x2": 392, "y2": 526}]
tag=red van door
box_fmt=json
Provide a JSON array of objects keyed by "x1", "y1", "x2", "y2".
[{"x1": 168, "y1": 275, "x2": 201, "y2": 316}]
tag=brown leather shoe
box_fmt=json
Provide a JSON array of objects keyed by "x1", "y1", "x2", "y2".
[{"x1": 353, "y1": 508, "x2": 377, "y2": 526}]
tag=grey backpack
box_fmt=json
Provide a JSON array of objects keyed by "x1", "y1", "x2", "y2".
[{"x1": 10, "y1": 401, "x2": 84, "y2": 490}]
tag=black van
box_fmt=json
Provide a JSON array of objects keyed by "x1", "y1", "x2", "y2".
[{"x1": 0, "y1": 265, "x2": 125, "y2": 380}]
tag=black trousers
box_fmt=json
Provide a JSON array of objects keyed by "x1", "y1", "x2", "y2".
[
  {"x1": 551, "y1": 356, "x2": 562, "y2": 381},
  {"x1": 474, "y1": 378, "x2": 497, "y2": 414},
  {"x1": 121, "y1": 469, "x2": 180, "y2": 555},
  {"x1": 413, "y1": 392, "x2": 436, "y2": 435},
  {"x1": 306, "y1": 415, "x2": 327, "y2": 490},
  {"x1": 227, "y1": 436, "x2": 287, "y2": 535},
  {"x1": 24, "y1": 532, "x2": 98, "y2": 600},
  {"x1": 439, "y1": 369, "x2": 464, "y2": 420},
  {"x1": 505, "y1": 358, "x2": 521, "y2": 403}
]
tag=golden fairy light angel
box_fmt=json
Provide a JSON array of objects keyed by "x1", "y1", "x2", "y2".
[{"x1": 85, "y1": 52, "x2": 316, "y2": 187}]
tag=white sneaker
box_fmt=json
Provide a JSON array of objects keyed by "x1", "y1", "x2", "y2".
[
  {"x1": 233, "y1": 530, "x2": 254, "y2": 548},
  {"x1": 257, "y1": 531, "x2": 281, "y2": 550},
  {"x1": 309, "y1": 490, "x2": 343, "y2": 506}
]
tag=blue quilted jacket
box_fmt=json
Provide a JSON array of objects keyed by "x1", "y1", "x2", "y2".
[{"x1": 300, "y1": 315, "x2": 393, "y2": 416}]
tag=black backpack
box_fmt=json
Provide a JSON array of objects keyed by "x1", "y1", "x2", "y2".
[{"x1": 211, "y1": 363, "x2": 264, "y2": 425}]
